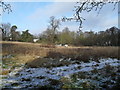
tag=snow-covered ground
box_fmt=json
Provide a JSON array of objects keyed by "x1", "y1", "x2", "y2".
[{"x1": 1, "y1": 58, "x2": 120, "y2": 89}]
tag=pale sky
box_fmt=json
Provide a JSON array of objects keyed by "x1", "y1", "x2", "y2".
[{"x1": 2, "y1": 2, "x2": 118, "y2": 34}]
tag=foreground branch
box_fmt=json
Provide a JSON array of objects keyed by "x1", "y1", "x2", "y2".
[
  {"x1": 0, "y1": 1, "x2": 12, "y2": 15},
  {"x1": 62, "y1": 1, "x2": 118, "y2": 30}
]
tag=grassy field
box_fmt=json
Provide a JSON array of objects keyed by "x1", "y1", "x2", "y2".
[
  {"x1": 1, "y1": 41, "x2": 119, "y2": 68},
  {"x1": 1, "y1": 41, "x2": 120, "y2": 89}
]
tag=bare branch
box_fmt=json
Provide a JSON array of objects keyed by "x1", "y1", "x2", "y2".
[
  {"x1": 62, "y1": 2, "x2": 118, "y2": 30},
  {"x1": 0, "y1": 1, "x2": 12, "y2": 15}
]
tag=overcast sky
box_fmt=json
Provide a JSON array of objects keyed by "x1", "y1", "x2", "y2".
[{"x1": 2, "y1": 2, "x2": 118, "y2": 34}]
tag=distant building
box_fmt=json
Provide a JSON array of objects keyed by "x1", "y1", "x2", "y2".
[{"x1": 33, "y1": 39, "x2": 39, "y2": 42}]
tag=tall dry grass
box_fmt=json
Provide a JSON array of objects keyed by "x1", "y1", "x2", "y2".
[
  {"x1": 1, "y1": 41, "x2": 120, "y2": 63},
  {"x1": 2, "y1": 41, "x2": 54, "y2": 56},
  {"x1": 47, "y1": 47, "x2": 119, "y2": 62}
]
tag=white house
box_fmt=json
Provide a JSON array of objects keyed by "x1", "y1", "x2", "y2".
[{"x1": 33, "y1": 39, "x2": 39, "y2": 42}]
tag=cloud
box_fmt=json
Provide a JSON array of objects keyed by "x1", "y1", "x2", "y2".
[
  {"x1": 28, "y1": 2, "x2": 76, "y2": 21},
  {"x1": 80, "y1": 3, "x2": 118, "y2": 31},
  {"x1": 60, "y1": 21, "x2": 79, "y2": 31},
  {"x1": 26, "y1": 2, "x2": 77, "y2": 33},
  {"x1": 59, "y1": 3, "x2": 118, "y2": 32},
  {"x1": 26, "y1": 2, "x2": 118, "y2": 34}
]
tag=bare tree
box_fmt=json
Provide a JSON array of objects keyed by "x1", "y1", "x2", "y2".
[
  {"x1": 0, "y1": 23, "x2": 11, "y2": 40},
  {"x1": 49, "y1": 16, "x2": 61, "y2": 34},
  {"x1": 47, "y1": 16, "x2": 60, "y2": 43},
  {"x1": 62, "y1": 0, "x2": 118, "y2": 30}
]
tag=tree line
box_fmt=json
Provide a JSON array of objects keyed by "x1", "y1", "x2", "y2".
[
  {"x1": 0, "y1": 16, "x2": 120, "y2": 46},
  {"x1": 0, "y1": 23, "x2": 33, "y2": 42},
  {"x1": 39, "y1": 26, "x2": 120, "y2": 46}
]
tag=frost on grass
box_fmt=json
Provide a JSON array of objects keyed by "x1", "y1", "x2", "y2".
[{"x1": 1, "y1": 58, "x2": 120, "y2": 89}]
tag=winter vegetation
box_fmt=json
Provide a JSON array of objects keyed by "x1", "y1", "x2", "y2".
[
  {"x1": 1, "y1": 55, "x2": 120, "y2": 89},
  {"x1": 1, "y1": 41, "x2": 120, "y2": 89},
  {"x1": 0, "y1": 19, "x2": 120, "y2": 46},
  {"x1": 0, "y1": 0, "x2": 120, "y2": 89}
]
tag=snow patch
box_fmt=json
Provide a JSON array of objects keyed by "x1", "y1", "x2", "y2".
[{"x1": 1, "y1": 58, "x2": 120, "y2": 88}]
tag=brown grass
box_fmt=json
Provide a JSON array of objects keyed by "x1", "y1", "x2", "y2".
[
  {"x1": 2, "y1": 41, "x2": 52, "y2": 56},
  {"x1": 1, "y1": 41, "x2": 119, "y2": 67},
  {"x1": 1, "y1": 69, "x2": 10, "y2": 75},
  {"x1": 46, "y1": 47, "x2": 119, "y2": 62}
]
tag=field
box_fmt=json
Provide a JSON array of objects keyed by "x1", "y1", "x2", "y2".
[{"x1": 1, "y1": 41, "x2": 120, "y2": 89}]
